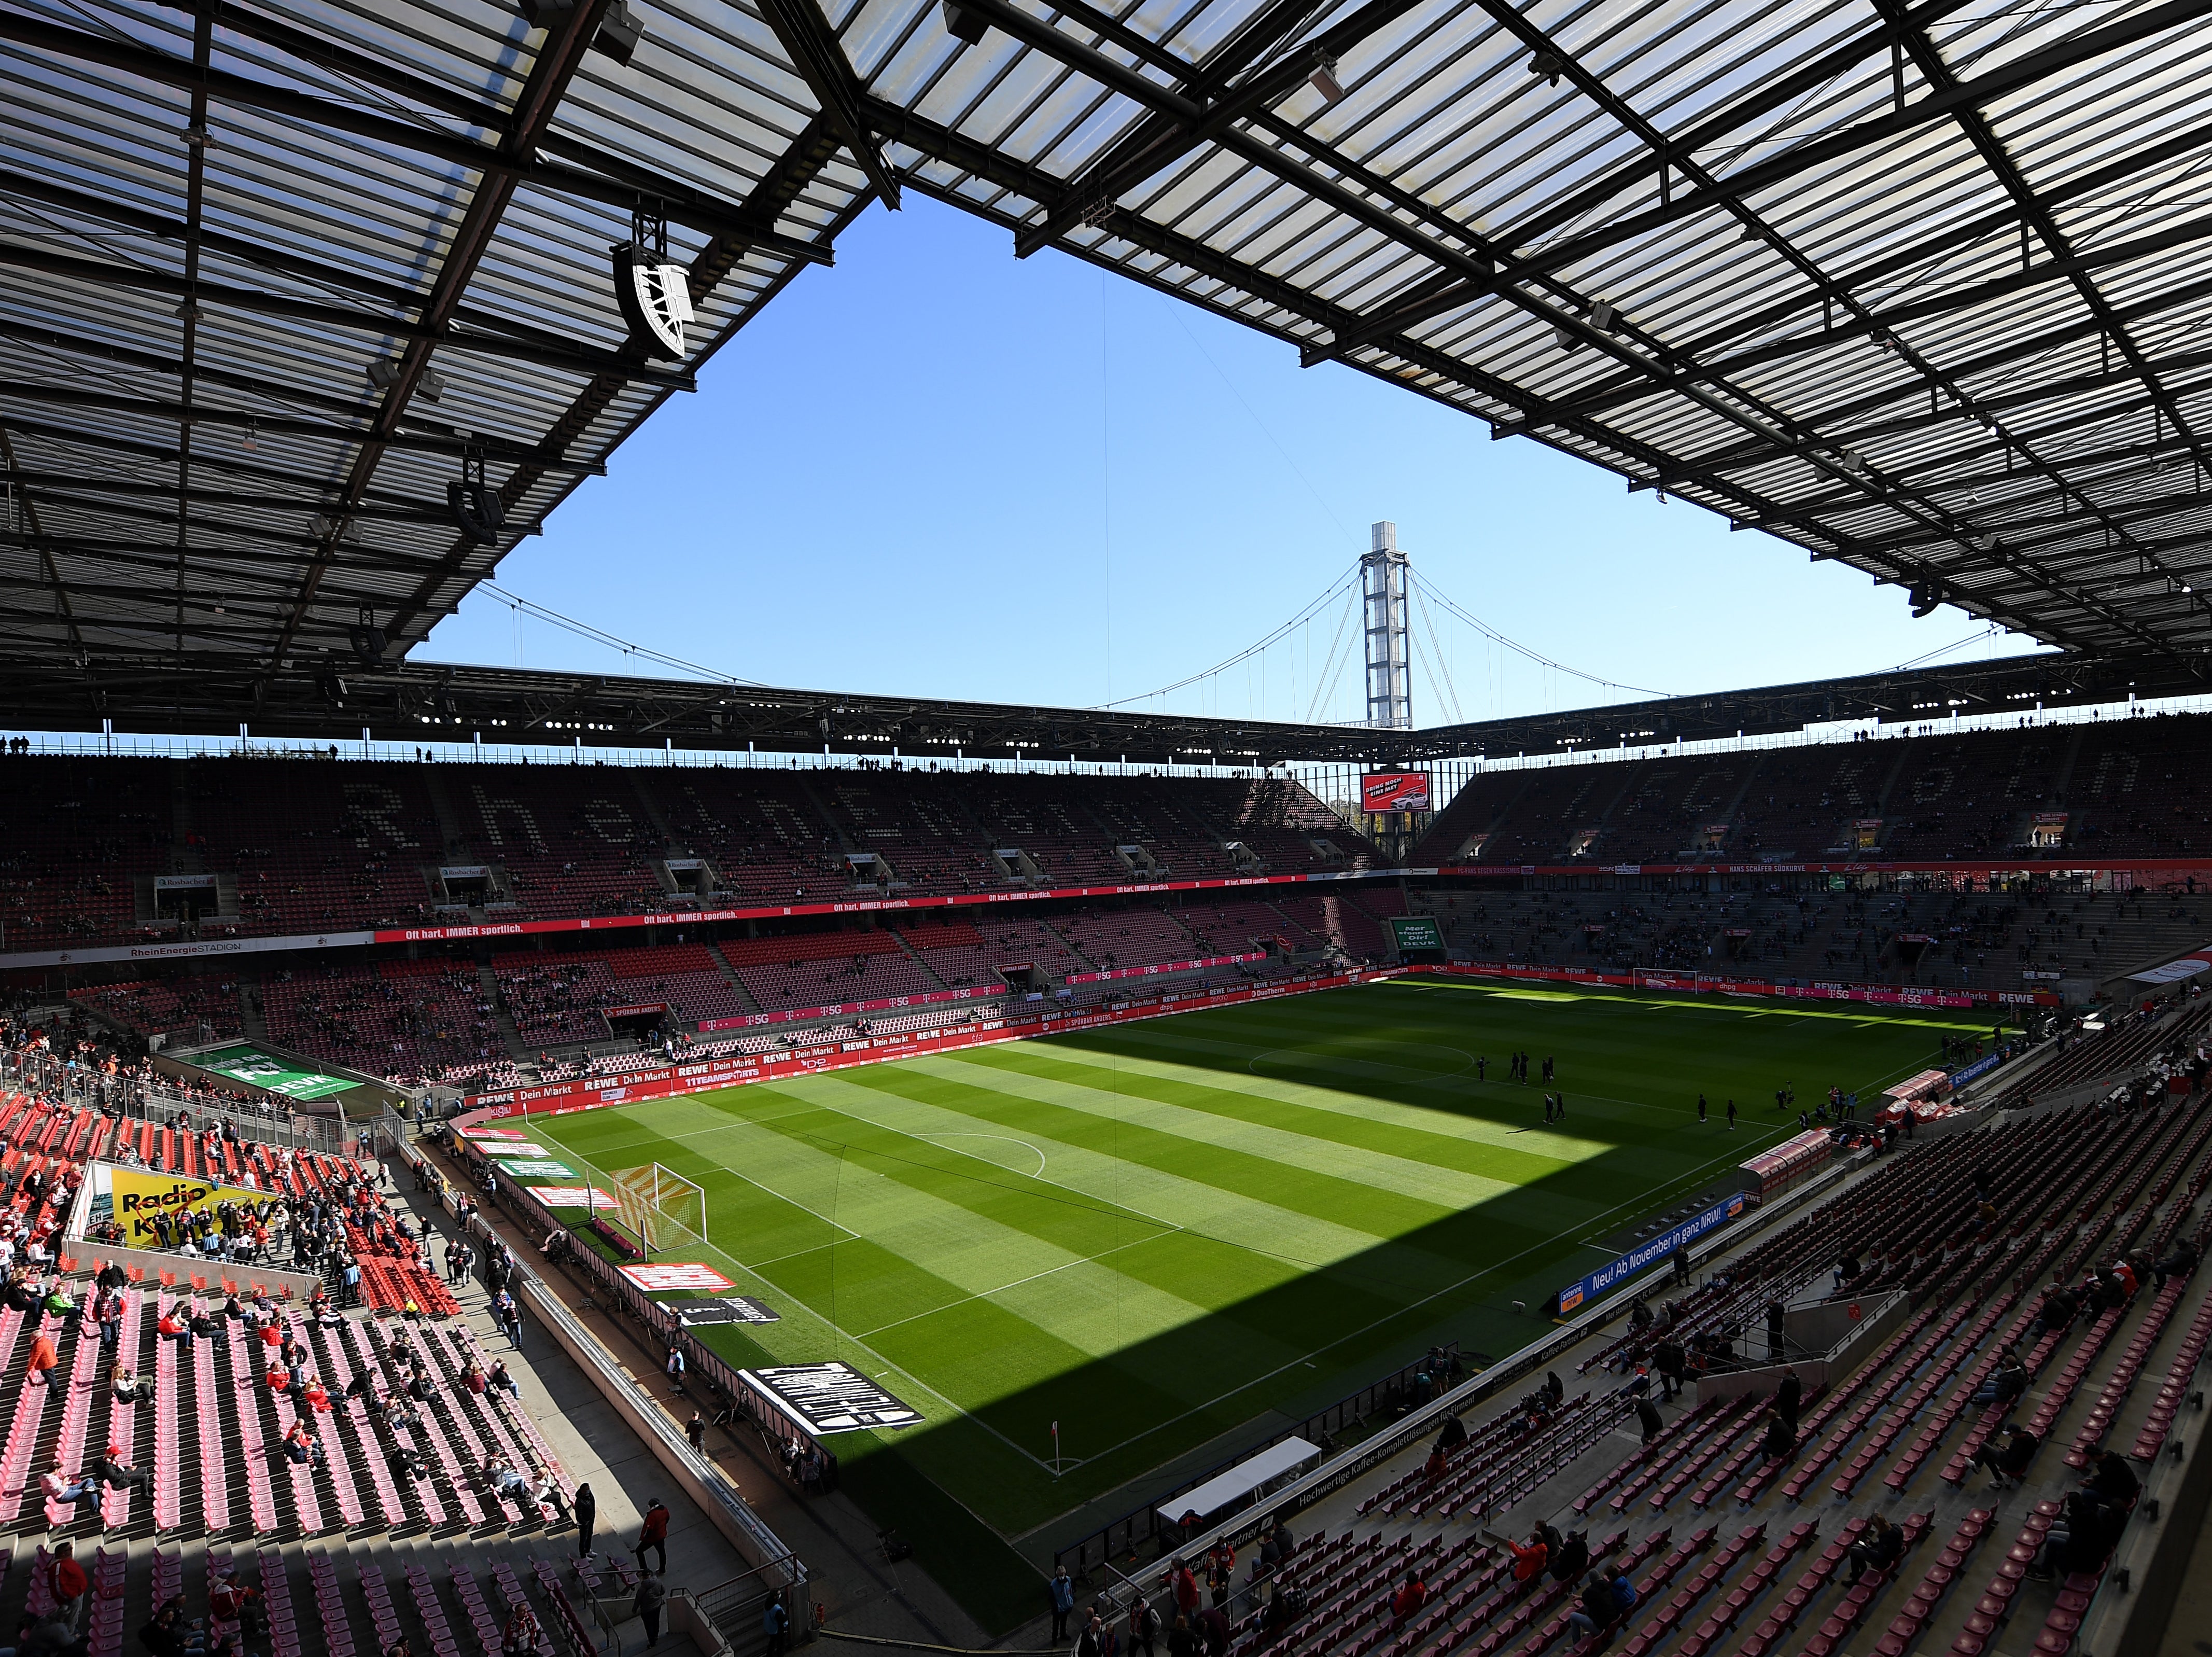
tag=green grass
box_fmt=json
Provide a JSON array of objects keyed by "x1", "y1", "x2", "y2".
[{"x1": 528, "y1": 979, "x2": 1989, "y2": 1628}]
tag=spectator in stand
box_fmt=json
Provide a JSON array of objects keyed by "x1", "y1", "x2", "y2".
[
  {"x1": 2085, "y1": 1450, "x2": 2141, "y2": 1505},
  {"x1": 1972, "y1": 1422, "x2": 2039, "y2": 1490},
  {"x1": 1506, "y1": 1530, "x2": 1549, "y2": 1591},
  {"x1": 1845, "y1": 1515, "x2": 1905, "y2": 1584},
  {"x1": 1759, "y1": 1410, "x2": 1797, "y2": 1465},
  {"x1": 44, "y1": 1543, "x2": 86, "y2": 1633},
  {"x1": 1390, "y1": 1571, "x2": 1429, "y2": 1625},
  {"x1": 2031, "y1": 1283, "x2": 2078, "y2": 1339},
  {"x1": 1776, "y1": 1367, "x2": 1803, "y2": 1433},
  {"x1": 1653, "y1": 1337, "x2": 1685, "y2": 1401},
  {"x1": 1566, "y1": 1570, "x2": 1616, "y2": 1641},
  {"x1": 1635, "y1": 1397, "x2": 1663, "y2": 1445},
  {"x1": 1975, "y1": 1352, "x2": 2028, "y2": 1407}
]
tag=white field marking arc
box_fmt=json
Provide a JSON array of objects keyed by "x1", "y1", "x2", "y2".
[{"x1": 915, "y1": 1131, "x2": 1048, "y2": 1178}]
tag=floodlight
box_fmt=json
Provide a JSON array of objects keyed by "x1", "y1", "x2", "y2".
[
  {"x1": 1589, "y1": 302, "x2": 1615, "y2": 332},
  {"x1": 1552, "y1": 324, "x2": 1578, "y2": 353},
  {"x1": 1309, "y1": 53, "x2": 1346, "y2": 104},
  {"x1": 367, "y1": 358, "x2": 401, "y2": 391},
  {"x1": 1528, "y1": 51, "x2": 1562, "y2": 85}
]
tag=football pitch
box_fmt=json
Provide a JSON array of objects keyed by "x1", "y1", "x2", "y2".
[{"x1": 529, "y1": 978, "x2": 1987, "y2": 1624}]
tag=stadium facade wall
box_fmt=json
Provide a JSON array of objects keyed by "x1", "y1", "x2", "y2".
[{"x1": 9, "y1": 854, "x2": 2206, "y2": 973}]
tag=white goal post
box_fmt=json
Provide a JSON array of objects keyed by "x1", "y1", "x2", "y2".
[{"x1": 607, "y1": 1163, "x2": 707, "y2": 1256}]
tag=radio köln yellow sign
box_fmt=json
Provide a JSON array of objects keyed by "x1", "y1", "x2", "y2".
[{"x1": 96, "y1": 1165, "x2": 271, "y2": 1248}]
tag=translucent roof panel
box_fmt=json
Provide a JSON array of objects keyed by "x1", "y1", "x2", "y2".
[{"x1": 6, "y1": 0, "x2": 2210, "y2": 695}]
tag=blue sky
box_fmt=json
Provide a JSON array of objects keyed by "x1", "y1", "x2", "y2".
[{"x1": 419, "y1": 193, "x2": 2044, "y2": 728}]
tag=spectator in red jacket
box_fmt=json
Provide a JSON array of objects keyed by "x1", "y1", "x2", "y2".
[
  {"x1": 25, "y1": 1330, "x2": 58, "y2": 1387},
  {"x1": 1507, "y1": 1532, "x2": 1549, "y2": 1588},
  {"x1": 1390, "y1": 1572, "x2": 1430, "y2": 1624},
  {"x1": 634, "y1": 1497, "x2": 670, "y2": 1575}
]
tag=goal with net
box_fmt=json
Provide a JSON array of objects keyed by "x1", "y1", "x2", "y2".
[{"x1": 606, "y1": 1163, "x2": 707, "y2": 1255}]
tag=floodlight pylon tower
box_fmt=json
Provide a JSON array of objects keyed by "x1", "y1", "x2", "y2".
[{"x1": 1362, "y1": 523, "x2": 1412, "y2": 731}]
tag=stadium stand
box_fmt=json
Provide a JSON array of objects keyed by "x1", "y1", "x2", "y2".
[
  {"x1": 718, "y1": 929, "x2": 945, "y2": 1011},
  {"x1": 259, "y1": 960, "x2": 507, "y2": 1084},
  {"x1": 1069, "y1": 1056, "x2": 2212, "y2": 1657},
  {"x1": 1413, "y1": 713, "x2": 2212, "y2": 868}
]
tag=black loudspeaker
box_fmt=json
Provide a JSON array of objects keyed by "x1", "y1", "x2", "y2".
[{"x1": 447, "y1": 480, "x2": 505, "y2": 545}]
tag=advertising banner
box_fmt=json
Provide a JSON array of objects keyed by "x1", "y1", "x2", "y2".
[
  {"x1": 10, "y1": 853, "x2": 2212, "y2": 972},
  {"x1": 1556, "y1": 1191, "x2": 1748, "y2": 1316},
  {"x1": 527, "y1": 1186, "x2": 618, "y2": 1210},
  {"x1": 1432, "y1": 961, "x2": 2056, "y2": 1010},
  {"x1": 495, "y1": 1158, "x2": 576, "y2": 1179},
  {"x1": 741, "y1": 1361, "x2": 923, "y2": 1432},
  {"x1": 676, "y1": 1296, "x2": 780, "y2": 1327},
  {"x1": 1388, "y1": 915, "x2": 1447, "y2": 953},
  {"x1": 95, "y1": 1165, "x2": 275, "y2": 1249},
  {"x1": 617, "y1": 1262, "x2": 736, "y2": 1293},
  {"x1": 1360, "y1": 772, "x2": 1433, "y2": 813}
]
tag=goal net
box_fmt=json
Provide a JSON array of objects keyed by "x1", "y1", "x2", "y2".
[{"x1": 607, "y1": 1163, "x2": 708, "y2": 1255}]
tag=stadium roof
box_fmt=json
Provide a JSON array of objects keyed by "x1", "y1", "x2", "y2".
[
  {"x1": 7, "y1": 0, "x2": 2212, "y2": 704},
  {"x1": 0, "y1": 641, "x2": 2182, "y2": 764}
]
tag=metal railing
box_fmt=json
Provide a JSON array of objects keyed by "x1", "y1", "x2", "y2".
[
  {"x1": 401, "y1": 1133, "x2": 813, "y2": 1592},
  {"x1": 0, "y1": 1049, "x2": 346, "y2": 1152}
]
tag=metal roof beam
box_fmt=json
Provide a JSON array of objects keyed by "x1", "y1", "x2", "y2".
[
  {"x1": 884, "y1": 13, "x2": 1940, "y2": 546},
  {"x1": 0, "y1": 245, "x2": 694, "y2": 391},
  {"x1": 753, "y1": 0, "x2": 903, "y2": 208},
  {"x1": 871, "y1": 104, "x2": 1839, "y2": 549},
  {"x1": 0, "y1": 12, "x2": 832, "y2": 266},
  {"x1": 0, "y1": 417, "x2": 503, "y2": 497},
  {"x1": 1010, "y1": 0, "x2": 1424, "y2": 257},
  {"x1": 0, "y1": 380, "x2": 601, "y2": 473},
  {"x1": 1657, "y1": 271, "x2": 2212, "y2": 482},
  {"x1": 268, "y1": 0, "x2": 614, "y2": 665},
  {"x1": 1312, "y1": 0, "x2": 2212, "y2": 357},
  {"x1": 1556, "y1": 204, "x2": 2212, "y2": 424},
  {"x1": 375, "y1": 115, "x2": 859, "y2": 647},
  {"x1": 1858, "y1": 481, "x2": 2212, "y2": 560},
  {"x1": 0, "y1": 172, "x2": 673, "y2": 366},
  {"x1": 0, "y1": 471, "x2": 452, "y2": 523},
  {"x1": 16, "y1": 494, "x2": 475, "y2": 567}
]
